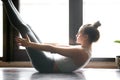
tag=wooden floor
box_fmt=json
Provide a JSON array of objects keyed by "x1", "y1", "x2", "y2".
[{"x1": 0, "y1": 68, "x2": 120, "y2": 80}]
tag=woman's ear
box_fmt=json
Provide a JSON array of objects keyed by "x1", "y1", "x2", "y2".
[{"x1": 84, "y1": 35, "x2": 89, "y2": 40}]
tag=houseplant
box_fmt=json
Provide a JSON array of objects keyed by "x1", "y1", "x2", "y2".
[
  {"x1": 114, "y1": 40, "x2": 120, "y2": 69},
  {"x1": 114, "y1": 40, "x2": 120, "y2": 43}
]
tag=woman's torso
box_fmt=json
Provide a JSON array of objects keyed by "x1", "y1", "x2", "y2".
[{"x1": 53, "y1": 48, "x2": 91, "y2": 72}]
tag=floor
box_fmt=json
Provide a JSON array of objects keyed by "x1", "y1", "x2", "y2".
[{"x1": 0, "y1": 68, "x2": 120, "y2": 80}]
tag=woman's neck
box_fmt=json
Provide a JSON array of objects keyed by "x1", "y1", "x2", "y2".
[{"x1": 82, "y1": 42, "x2": 92, "y2": 51}]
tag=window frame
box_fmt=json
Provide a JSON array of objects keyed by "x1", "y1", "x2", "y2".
[
  {"x1": 1, "y1": 0, "x2": 20, "y2": 61},
  {"x1": 0, "y1": 2, "x2": 3, "y2": 60},
  {"x1": 1, "y1": 0, "x2": 115, "y2": 62}
]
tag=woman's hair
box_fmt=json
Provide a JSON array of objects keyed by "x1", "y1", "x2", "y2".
[{"x1": 80, "y1": 21, "x2": 101, "y2": 43}]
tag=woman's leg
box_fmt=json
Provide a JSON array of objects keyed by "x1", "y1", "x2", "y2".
[
  {"x1": 2, "y1": 0, "x2": 39, "y2": 42},
  {"x1": 2, "y1": 0, "x2": 54, "y2": 73}
]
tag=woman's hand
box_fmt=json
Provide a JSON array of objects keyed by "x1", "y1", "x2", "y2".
[{"x1": 15, "y1": 34, "x2": 31, "y2": 47}]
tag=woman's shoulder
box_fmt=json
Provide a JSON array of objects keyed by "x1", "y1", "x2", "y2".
[
  {"x1": 71, "y1": 45, "x2": 88, "y2": 54},
  {"x1": 72, "y1": 45, "x2": 91, "y2": 58}
]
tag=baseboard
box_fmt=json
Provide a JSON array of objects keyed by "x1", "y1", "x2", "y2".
[{"x1": 0, "y1": 61, "x2": 117, "y2": 68}]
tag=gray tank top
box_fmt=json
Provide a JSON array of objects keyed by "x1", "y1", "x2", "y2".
[{"x1": 54, "y1": 53, "x2": 91, "y2": 73}]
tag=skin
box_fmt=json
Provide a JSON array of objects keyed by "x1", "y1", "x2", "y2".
[
  {"x1": 1, "y1": 0, "x2": 99, "y2": 72},
  {"x1": 15, "y1": 28, "x2": 92, "y2": 71}
]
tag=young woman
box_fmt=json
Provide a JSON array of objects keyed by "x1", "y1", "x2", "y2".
[{"x1": 1, "y1": 0, "x2": 101, "y2": 73}]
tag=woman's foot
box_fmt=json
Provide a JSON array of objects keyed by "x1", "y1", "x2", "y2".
[
  {"x1": 1, "y1": 0, "x2": 8, "y2": 2},
  {"x1": 1, "y1": 0, "x2": 9, "y2": 2}
]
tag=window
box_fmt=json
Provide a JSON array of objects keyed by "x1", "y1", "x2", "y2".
[
  {"x1": 20, "y1": 0, "x2": 69, "y2": 44},
  {"x1": 83, "y1": 0, "x2": 120, "y2": 58},
  {"x1": 3, "y1": 0, "x2": 82, "y2": 61},
  {"x1": 0, "y1": 1, "x2": 3, "y2": 57}
]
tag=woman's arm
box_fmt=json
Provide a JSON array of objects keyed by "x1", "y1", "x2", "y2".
[
  {"x1": 16, "y1": 35, "x2": 83, "y2": 58},
  {"x1": 42, "y1": 43, "x2": 70, "y2": 47}
]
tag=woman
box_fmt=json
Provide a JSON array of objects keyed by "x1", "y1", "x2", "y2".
[{"x1": 1, "y1": 0, "x2": 101, "y2": 73}]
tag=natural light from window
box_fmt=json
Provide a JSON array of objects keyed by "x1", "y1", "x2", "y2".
[
  {"x1": 0, "y1": 1, "x2": 3, "y2": 57},
  {"x1": 20, "y1": 0, "x2": 69, "y2": 46},
  {"x1": 19, "y1": 0, "x2": 120, "y2": 58},
  {"x1": 83, "y1": 0, "x2": 120, "y2": 58}
]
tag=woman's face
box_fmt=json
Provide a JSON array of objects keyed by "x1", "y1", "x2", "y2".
[
  {"x1": 76, "y1": 32, "x2": 84, "y2": 44},
  {"x1": 76, "y1": 32, "x2": 88, "y2": 44}
]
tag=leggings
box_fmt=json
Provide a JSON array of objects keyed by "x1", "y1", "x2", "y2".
[{"x1": 2, "y1": 0, "x2": 54, "y2": 73}]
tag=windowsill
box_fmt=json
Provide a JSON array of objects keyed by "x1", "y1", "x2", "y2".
[
  {"x1": 0, "y1": 61, "x2": 117, "y2": 68},
  {"x1": 0, "y1": 61, "x2": 32, "y2": 67},
  {"x1": 86, "y1": 61, "x2": 117, "y2": 68}
]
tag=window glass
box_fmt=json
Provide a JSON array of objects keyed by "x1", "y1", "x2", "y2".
[
  {"x1": 20, "y1": 0, "x2": 69, "y2": 45},
  {"x1": 0, "y1": 1, "x2": 3, "y2": 57},
  {"x1": 83, "y1": 0, "x2": 120, "y2": 58}
]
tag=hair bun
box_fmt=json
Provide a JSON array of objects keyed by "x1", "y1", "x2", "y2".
[{"x1": 92, "y1": 21, "x2": 101, "y2": 29}]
